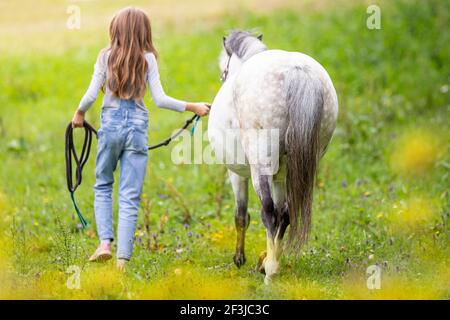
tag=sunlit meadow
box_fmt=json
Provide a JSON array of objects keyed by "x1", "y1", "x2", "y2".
[{"x1": 0, "y1": 0, "x2": 449, "y2": 299}]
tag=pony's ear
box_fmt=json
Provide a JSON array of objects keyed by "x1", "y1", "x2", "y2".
[
  {"x1": 257, "y1": 34, "x2": 263, "y2": 41},
  {"x1": 223, "y1": 36, "x2": 227, "y2": 47}
]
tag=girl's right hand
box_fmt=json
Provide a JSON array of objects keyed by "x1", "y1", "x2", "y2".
[
  {"x1": 71, "y1": 109, "x2": 85, "y2": 128},
  {"x1": 186, "y1": 102, "x2": 211, "y2": 117}
]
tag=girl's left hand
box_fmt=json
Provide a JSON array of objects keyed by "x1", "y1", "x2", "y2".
[
  {"x1": 72, "y1": 109, "x2": 85, "y2": 128},
  {"x1": 186, "y1": 102, "x2": 211, "y2": 117}
]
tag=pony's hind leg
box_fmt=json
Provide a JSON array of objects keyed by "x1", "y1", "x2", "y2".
[
  {"x1": 241, "y1": 128, "x2": 288, "y2": 283},
  {"x1": 253, "y1": 173, "x2": 289, "y2": 284},
  {"x1": 229, "y1": 170, "x2": 249, "y2": 268}
]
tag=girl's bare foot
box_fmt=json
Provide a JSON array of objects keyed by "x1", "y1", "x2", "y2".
[{"x1": 88, "y1": 243, "x2": 112, "y2": 262}]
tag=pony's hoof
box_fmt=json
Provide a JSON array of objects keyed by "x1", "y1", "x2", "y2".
[
  {"x1": 233, "y1": 252, "x2": 246, "y2": 268},
  {"x1": 264, "y1": 273, "x2": 279, "y2": 285},
  {"x1": 257, "y1": 251, "x2": 267, "y2": 274}
]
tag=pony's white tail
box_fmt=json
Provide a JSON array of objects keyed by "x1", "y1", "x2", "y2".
[{"x1": 285, "y1": 66, "x2": 324, "y2": 251}]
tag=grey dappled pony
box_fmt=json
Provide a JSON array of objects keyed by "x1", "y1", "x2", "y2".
[{"x1": 208, "y1": 30, "x2": 338, "y2": 284}]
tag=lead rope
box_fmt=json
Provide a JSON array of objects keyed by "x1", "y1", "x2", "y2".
[
  {"x1": 65, "y1": 121, "x2": 97, "y2": 228},
  {"x1": 148, "y1": 114, "x2": 199, "y2": 150},
  {"x1": 190, "y1": 115, "x2": 201, "y2": 136},
  {"x1": 65, "y1": 114, "x2": 200, "y2": 228}
]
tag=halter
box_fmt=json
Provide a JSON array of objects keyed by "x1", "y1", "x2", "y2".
[{"x1": 220, "y1": 54, "x2": 232, "y2": 82}]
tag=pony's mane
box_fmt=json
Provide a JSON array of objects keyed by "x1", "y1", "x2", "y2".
[{"x1": 224, "y1": 30, "x2": 267, "y2": 61}]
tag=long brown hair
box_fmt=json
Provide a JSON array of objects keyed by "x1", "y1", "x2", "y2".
[{"x1": 106, "y1": 7, "x2": 158, "y2": 100}]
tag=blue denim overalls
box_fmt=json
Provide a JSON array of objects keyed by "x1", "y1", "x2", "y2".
[{"x1": 94, "y1": 99, "x2": 148, "y2": 260}]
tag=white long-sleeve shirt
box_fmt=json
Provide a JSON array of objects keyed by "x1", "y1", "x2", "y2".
[{"x1": 78, "y1": 49, "x2": 186, "y2": 113}]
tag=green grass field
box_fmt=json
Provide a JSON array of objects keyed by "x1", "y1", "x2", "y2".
[{"x1": 0, "y1": 0, "x2": 449, "y2": 299}]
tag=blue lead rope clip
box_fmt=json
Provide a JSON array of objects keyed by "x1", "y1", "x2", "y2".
[{"x1": 190, "y1": 116, "x2": 201, "y2": 136}]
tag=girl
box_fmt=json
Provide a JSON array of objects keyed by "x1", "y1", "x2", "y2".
[{"x1": 71, "y1": 7, "x2": 210, "y2": 270}]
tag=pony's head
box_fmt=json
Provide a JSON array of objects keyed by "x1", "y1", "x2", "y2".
[{"x1": 219, "y1": 30, "x2": 267, "y2": 82}]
